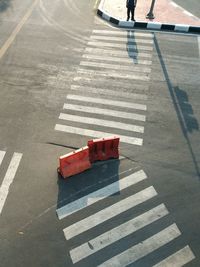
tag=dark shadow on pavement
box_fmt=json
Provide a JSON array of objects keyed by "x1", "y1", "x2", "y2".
[
  {"x1": 0, "y1": 0, "x2": 12, "y2": 13},
  {"x1": 174, "y1": 86, "x2": 199, "y2": 133},
  {"x1": 126, "y1": 30, "x2": 138, "y2": 64},
  {"x1": 154, "y1": 36, "x2": 200, "y2": 179},
  {"x1": 56, "y1": 159, "x2": 120, "y2": 213}
]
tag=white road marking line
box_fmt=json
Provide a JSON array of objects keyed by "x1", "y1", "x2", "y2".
[
  {"x1": 170, "y1": 2, "x2": 178, "y2": 8},
  {"x1": 63, "y1": 104, "x2": 146, "y2": 122},
  {"x1": 67, "y1": 95, "x2": 147, "y2": 111},
  {"x1": 77, "y1": 68, "x2": 150, "y2": 81},
  {"x1": 153, "y1": 246, "x2": 195, "y2": 267},
  {"x1": 90, "y1": 35, "x2": 154, "y2": 44},
  {"x1": 92, "y1": 30, "x2": 153, "y2": 38},
  {"x1": 82, "y1": 54, "x2": 152, "y2": 65},
  {"x1": 88, "y1": 41, "x2": 153, "y2": 51},
  {"x1": 97, "y1": 224, "x2": 181, "y2": 267},
  {"x1": 80, "y1": 61, "x2": 151, "y2": 73},
  {"x1": 85, "y1": 47, "x2": 153, "y2": 58},
  {"x1": 55, "y1": 124, "x2": 143, "y2": 146},
  {"x1": 70, "y1": 85, "x2": 148, "y2": 100},
  {"x1": 63, "y1": 186, "x2": 157, "y2": 240},
  {"x1": 59, "y1": 113, "x2": 144, "y2": 133},
  {"x1": 183, "y1": 10, "x2": 193, "y2": 17},
  {"x1": 57, "y1": 170, "x2": 147, "y2": 220},
  {"x1": 0, "y1": 151, "x2": 6, "y2": 166},
  {"x1": 70, "y1": 204, "x2": 169, "y2": 263},
  {"x1": 0, "y1": 0, "x2": 39, "y2": 60},
  {"x1": 0, "y1": 153, "x2": 23, "y2": 214}
]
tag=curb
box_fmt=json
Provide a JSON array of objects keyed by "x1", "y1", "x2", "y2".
[{"x1": 97, "y1": 6, "x2": 200, "y2": 34}]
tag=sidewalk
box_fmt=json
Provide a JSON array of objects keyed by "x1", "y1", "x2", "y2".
[{"x1": 99, "y1": 0, "x2": 200, "y2": 32}]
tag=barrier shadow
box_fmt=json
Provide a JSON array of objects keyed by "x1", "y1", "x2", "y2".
[
  {"x1": 0, "y1": 0, "x2": 12, "y2": 13},
  {"x1": 126, "y1": 30, "x2": 138, "y2": 64},
  {"x1": 56, "y1": 159, "x2": 120, "y2": 213}
]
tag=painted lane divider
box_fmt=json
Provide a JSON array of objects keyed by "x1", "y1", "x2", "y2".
[{"x1": 0, "y1": 152, "x2": 23, "y2": 215}]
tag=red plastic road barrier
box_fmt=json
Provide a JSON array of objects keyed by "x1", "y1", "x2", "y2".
[
  {"x1": 88, "y1": 136, "x2": 120, "y2": 163},
  {"x1": 58, "y1": 146, "x2": 91, "y2": 179}
]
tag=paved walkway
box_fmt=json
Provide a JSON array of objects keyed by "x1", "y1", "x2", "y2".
[{"x1": 102, "y1": 0, "x2": 200, "y2": 26}]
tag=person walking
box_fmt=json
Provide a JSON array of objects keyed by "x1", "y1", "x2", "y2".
[{"x1": 126, "y1": 0, "x2": 137, "y2": 21}]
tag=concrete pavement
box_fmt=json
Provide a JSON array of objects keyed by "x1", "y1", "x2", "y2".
[{"x1": 98, "y1": 0, "x2": 200, "y2": 33}]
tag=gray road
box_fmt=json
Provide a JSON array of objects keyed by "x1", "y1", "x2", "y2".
[
  {"x1": 0, "y1": 0, "x2": 200, "y2": 267},
  {"x1": 173, "y1": 0, "x2": 200, "y2": 18}
]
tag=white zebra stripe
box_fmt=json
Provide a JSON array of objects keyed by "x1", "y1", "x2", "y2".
[
  {"x1": 70, "y1": 85, "x2": 148, "y2": 100},
  {"x1": 88, "y1": 41, "x2": 153, "y2": 51},
  {"x1": 59, "y1": 113, "x2": 144, "y2": 133},
  {"x1": 56, "y1": 170, "x2": 147, "y2": 220},
  {"x1": 63, "y1": 186, "x2": 157, "y2": 240},
  {"x1": 153, "y1": 246, "x2": 195, "y2": 267},
  {"x1": 70, "y1": 204, "x2": 169, "y2": 263},
  {"x1": 55, "y1": 124, "x2": 143, "y2": 146},
  {"x1": 66, "y1": 95, "x2": 147, "y2": 111},
  {"x1": 0, "y1": 151, "x2": 6, "y2": 166},
  {"x1": 85, "y1": 47, "x2": 153, "y2": 58},
  {"x1": 63, "y1": 104, "x2": 146, "y2": 122},
  {"x1": 77, "y1": 68, "x2": 150, "y2": 81},
  {"x1": 0, "y1": 153, "x2": 23, "y2": 215},
  {"x1": 97, "y1": 224, "x2": 181, "y2": 267},
  {"x1": 80, "y1": 61, "x2": 151, "y2": 73},
  {"x1": 92, "y1": 30, "x2": 153, "y2": 38},
  {"x1": 90, "y1": 35, "x2": 154, "y2": 44},
  {"x1": 82, "y1": 54, "x2": 152, "y2": 65}
]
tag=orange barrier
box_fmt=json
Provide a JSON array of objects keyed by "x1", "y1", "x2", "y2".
[
  {"x1": 58, "y1": 146, "x2": 91, "y2": 179},
  {"x1": 88, "y1": 136, "x2": 120, "y2": 163}
]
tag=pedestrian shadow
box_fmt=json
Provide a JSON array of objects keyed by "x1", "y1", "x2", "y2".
[
  {"x1": 126, "y1": 30, "x2": 138, "y2": 64},
  {"x1": 56, "y1": 159, "x2": 120, "y2": 215},
  {"x1": 0, "y1": 0, "x2": 12, "y2": 13},
  {"x1": 174, "y1": 86, "x2": 199, "y2": 133}
]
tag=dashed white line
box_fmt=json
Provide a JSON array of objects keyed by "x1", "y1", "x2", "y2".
[
  {"x1": 0, "y1": 151, "x2": 6, "y2": 166},
  {"x1": 0, "y1": 153, "x2": 23, "y2": 215}
]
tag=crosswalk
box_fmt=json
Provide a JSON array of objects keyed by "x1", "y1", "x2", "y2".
[
  {"x1": 0, "y1": 150, "x2": 23, "y2": 215},
  {"x1": 56, "y1": 169, "x2": 195, "y2": 266},
  {"x1": 54, "y1": 27, "x2": 154, "y2": 146}
]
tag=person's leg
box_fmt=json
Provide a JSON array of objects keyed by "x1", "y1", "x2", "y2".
[
  {"x1": 127, "y1": 8, "x2": 130, "y2": 20},
  {"x1": 131, "y1": 7, "x2": 135, "y2": 21}
]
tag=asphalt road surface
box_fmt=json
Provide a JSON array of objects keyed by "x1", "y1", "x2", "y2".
[
  {"x1": 0, "y1": 0, "x2": 200, "y2": 267},
  {"x1": 173, "y1": 0, "x2": 200, "y2": 18}
]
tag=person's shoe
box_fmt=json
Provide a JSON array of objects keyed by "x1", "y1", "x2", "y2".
[
  {"x1": 127, "y1": 17, "x2": 129, "y2": 21},
  {"x1": 131, "y1": 18, "x2": 135, "y2": 21}
]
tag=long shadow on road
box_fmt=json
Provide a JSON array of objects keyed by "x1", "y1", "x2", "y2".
[
  {"x1": 56, "y1": 159, "x2": 120, "y2": 213},
  {"x1": 0, "y1": 0, "x2": 12, "y2": 13},
  {"x1": 154, "y1": 36, "x2": 200, "y2": 179}
]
